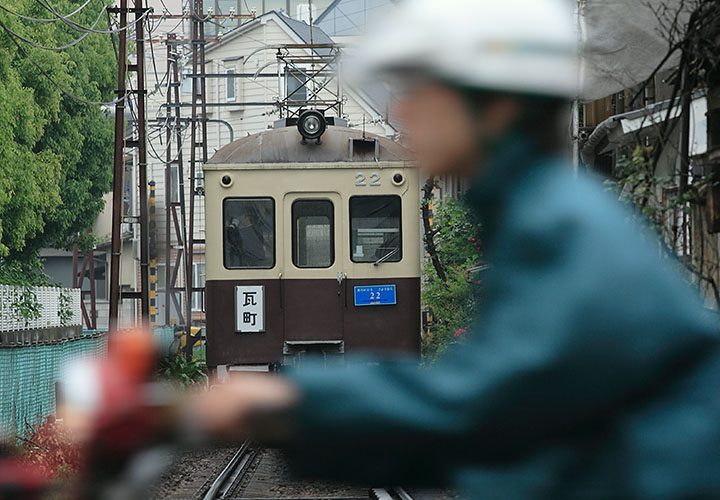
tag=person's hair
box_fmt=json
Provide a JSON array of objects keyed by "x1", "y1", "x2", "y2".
[
  {"x1": 516, "y1": 95, "x2": 571, "y2": 153},
  {"x1": 458, "y1": 85, "x2": 571, "y2": 154}
]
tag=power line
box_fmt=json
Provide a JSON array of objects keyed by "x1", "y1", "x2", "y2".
[
  {"x1": 0, "y1": 17, "x2": 120, "y2": 106},
  {"x1": 2, "y1": 4, "x2": 106, "y2": 51},
  {"x1": 0, "y1": 0, "x2": 93, "y2": 23},
  {"x1": 36, "y1": 0, "x2": 151, "y2": 34}
]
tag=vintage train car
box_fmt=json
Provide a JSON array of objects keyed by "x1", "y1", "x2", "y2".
[{"x1": 203, "y1": 118, "x2": 420, "y2": 371}]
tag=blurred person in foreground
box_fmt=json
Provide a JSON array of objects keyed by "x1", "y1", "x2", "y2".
[{"x1": 190, "y1": 0, "x2": 720, "y2": 498}]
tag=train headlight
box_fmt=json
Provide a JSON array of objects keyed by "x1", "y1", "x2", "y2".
[{"x1": 297, "y1": 109, "x2": 326, "y2": 143}]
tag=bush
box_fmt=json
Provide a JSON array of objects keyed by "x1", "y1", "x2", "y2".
[
  {"x1": 19, "y1": 421, "x2": 81, "y2": 480},
  {"x1": 156, "y1": 354, "x2": 207, "y2": 388},
  {"x1": 421, "y1": 196, "x2": 483, "y2": 361}
]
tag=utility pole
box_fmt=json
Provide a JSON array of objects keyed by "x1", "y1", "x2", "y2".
[
  {"x1": 109, "y1": 0, "x2": 151, "y2": 332},
  {"x1": 136, "y1": 0, "x2": 151, "y2": 326},
  {"x1": 164, "y1": 34, "x2": 190, "y2": 331},
  {"x1": 108, "y1": 0, "x2": 128, "y2": 333},
  {"x1": 185, "y1": 0, "x2": 209, "y2": 360}
]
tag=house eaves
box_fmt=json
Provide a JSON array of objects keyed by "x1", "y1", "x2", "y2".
[{"x1": 581, "y1": 88, "x2": 708, "y2": 167}]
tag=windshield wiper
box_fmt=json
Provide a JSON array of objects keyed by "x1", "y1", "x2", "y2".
[{"x1": 373, "y1": 247, "x2": 399, "y2": 266}]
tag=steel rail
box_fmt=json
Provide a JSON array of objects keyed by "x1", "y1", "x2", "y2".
[
  {"x1": 370, "y1": 488, "x2": 415, "y2": 500},
  {"x1": 203, "y1": 441, "x2": 254, "y2": 500}
]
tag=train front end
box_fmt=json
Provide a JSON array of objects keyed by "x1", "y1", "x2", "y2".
[{"x1": 203, "y1": 124, "x2": 420, "y2": 372}]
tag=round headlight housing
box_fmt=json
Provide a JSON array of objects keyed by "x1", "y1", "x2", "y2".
[{"x1": 297, "y1": 109, "x2": 327, "y2": 142}]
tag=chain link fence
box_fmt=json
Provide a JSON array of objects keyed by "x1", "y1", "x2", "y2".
[{"x1": 0, "y1": 326, "x2": 176, "y2": 439}]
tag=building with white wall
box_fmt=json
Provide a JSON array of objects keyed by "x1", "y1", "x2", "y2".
[{"x1": 145, "y1": 10, "x2": 398, "y2": 327}]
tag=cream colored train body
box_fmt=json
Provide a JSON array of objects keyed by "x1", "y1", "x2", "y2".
[{"x1": 203, "y1": 125, "x2": 421, "y2": 369}]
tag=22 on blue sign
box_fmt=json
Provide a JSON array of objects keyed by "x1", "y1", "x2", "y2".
[{"x1": 354, "y1": 285, "x2": 397, "y2": 306}]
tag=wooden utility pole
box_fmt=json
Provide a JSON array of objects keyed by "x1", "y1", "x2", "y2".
[
  {"x1": 109, "y1": 0, "x2": 151, "y2": 331},
  {"x1": 108, "y1": 0, "x2": 128, "y2": 332}
]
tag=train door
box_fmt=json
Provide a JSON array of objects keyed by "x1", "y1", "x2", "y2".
[{"x1": 282, "y1": 193, "x2": 345, "y2": 359}]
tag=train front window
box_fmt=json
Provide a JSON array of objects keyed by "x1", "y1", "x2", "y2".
[
  {"x1": 350, "y1": 195, "x2": 402, "y2": 263},
  {"x1": 292, "y1": 200, "x2": 334, "y2": 268},
  {"x1": 223, "y1": 198, "x2": 275, "y2": 269}
]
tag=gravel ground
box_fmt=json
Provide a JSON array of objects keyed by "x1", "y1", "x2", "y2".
[
  {"x1": 148, "y1": 445, "x2": 237, "y2": 500},
  {"x1": 230, "y1": 448, "x2": 368, "y2": 499}
]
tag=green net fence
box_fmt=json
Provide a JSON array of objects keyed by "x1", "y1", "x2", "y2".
[
  {"x1": 0, "y1": 332, "x2": 108, "y2": 439},
  {"x1": 0, "y1": 326, "x2": 177, "y2": 439}
]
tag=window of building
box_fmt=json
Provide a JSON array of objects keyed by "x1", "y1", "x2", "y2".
[
  {"x1": 350, "y1": 195, "x2": 402, "y2": 263},
  {"x1": 226, "y1": 68, "x2": 236, "y2": 101},
  {"x1": 292, "y1": 200, "x2": 334, "y2": 268},
  {"x1": 286, "y1": 70, "x2": 308, "y2": 103},
  {"x1": 191, "y1": 261, "x2": 206, "y2": 311},
  {"x1": 169, "y1": 164, "x2": 180, "y2": 204},
  {"x1": 223, "y1": 198, "x2": 275, "y2": 269}
]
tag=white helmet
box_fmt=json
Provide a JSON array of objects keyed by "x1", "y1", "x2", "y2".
[{"x1": 354, "y1": 0, "x2": 579, "y2": 98}]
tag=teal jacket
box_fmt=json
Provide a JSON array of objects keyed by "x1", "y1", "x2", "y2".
[{"x1": 287, "y1": 137, "x2": 720, "y2": 499}]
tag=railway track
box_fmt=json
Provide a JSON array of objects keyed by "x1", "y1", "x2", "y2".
[{"x1": 201, "y1": 443, "x2": 418, "y2": 500}]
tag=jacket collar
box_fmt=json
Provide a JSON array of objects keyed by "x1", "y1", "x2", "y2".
[{"x1": 464, "y1": 134, "x2": 557, "y2": 241}]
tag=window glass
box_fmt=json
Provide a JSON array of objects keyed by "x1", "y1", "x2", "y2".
[
  {"x1": 350, "y1": 195, "x2": 401, "y2": 263},
  {"x1": 169, "y1": 164, "x2": 180, "y2": 203},
  {"x1": 226, "y1": 69, "x2": 236, "y2": 101},
  {"x1": 224, "y1": 198, "x2": 275, "y2": 269},
  {"x1": 293, "y1": 200, "x2": 334, "y2": 268},
  {"x1": 191, "y1": 262, "x2": 206, "y2": 311},
  {"x1": 287, "y1": 70, "x2": 307, "y2": 103}
]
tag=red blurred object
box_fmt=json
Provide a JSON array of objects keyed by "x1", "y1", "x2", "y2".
[
  {"x1": 83, "y1": 329, "x2": 162, "y2": 464},
  {"x1": 0, "y1": 458, "x2": 50, "y2": 500}
]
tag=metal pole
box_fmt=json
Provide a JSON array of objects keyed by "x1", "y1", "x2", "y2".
[
  {"x1": 165, "y1": 37, "x2": 174, "y2": 326},
  {"x1": 109, "y1": 0, "x2": 128, "y2": 333},
  {"x1": 186, "y1": 0, "x2": 209, "y2": 361},
  {"x1": 135, "y1": 0, "x2": 151, "y2": 326},
  {"x1": 88, "y1": 248, "x2": 97, "y2": 330},
  {"x1": 679, "y1": 66, "x2": 691, "y2": 194}
]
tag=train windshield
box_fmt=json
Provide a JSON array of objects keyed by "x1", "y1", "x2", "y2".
[
  {"x1": 350, "y1": 195, "x2": 402, "y2": 263},
  {"x1": 292, "y1": 200, "x2": 334, "y2": 268},
  {"x1": 223, "y1": 198, "x2": 275, "y2": 269}
]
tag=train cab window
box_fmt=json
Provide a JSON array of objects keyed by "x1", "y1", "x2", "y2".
[
  {"x1": 350, "y1": 195, "x2": 402, "y2": 263},
  {"x1": 223, "y1": 198, "x2": 275, "y2": 269},
  {"x1": 292, "y1": 200, "x2": 334, "y2": 268}
]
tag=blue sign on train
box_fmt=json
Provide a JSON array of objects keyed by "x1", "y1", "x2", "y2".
[{"x1": 354, "y1": 285, "x2": 397, "y2": 307}]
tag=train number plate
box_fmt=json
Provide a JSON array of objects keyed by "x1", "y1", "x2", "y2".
[
  {"x1": 235, "y1": 286, "x2": 265, "y2": 333},
  {"x1": 354, "y1": 285, "x2": 397, "y2": 307}
]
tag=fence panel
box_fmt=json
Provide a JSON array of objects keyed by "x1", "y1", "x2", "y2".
[
  {"x1": 0, "y1": 285, "x2": 81, "y2": 332},
  {"x1": 0, "y1": 332, "x2": 108, "y2": 439}
]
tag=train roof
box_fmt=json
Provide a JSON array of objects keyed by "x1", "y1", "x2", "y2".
[{"x1": 206, "y1": 126, "x2": 413, "y2": 165}]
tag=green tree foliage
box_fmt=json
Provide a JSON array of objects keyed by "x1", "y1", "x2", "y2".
[
  {"x1": 0, "y1": 0, "x2": 115, "y2": 262},
  {"x1": 421, "y1": 196, "x2": 483, "y2": 360}
]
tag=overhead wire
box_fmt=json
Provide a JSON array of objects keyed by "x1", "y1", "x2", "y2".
[
  {"x1": 2, "y1": 4, "x2": 107, "y2": 51},
  {"x1": 36, "y1": 0, "x2": 151, "y2": 34},
  {"x1": 0, "y1": 0, "x2": 92, "y2": 23},
  {"x1": 0, "y1": 17, "x2": 120, "y2": 106}
]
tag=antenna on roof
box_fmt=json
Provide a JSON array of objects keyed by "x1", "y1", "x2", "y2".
[{"x1": 309, "y1": 0, "x2": 314, "y2": 41}]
